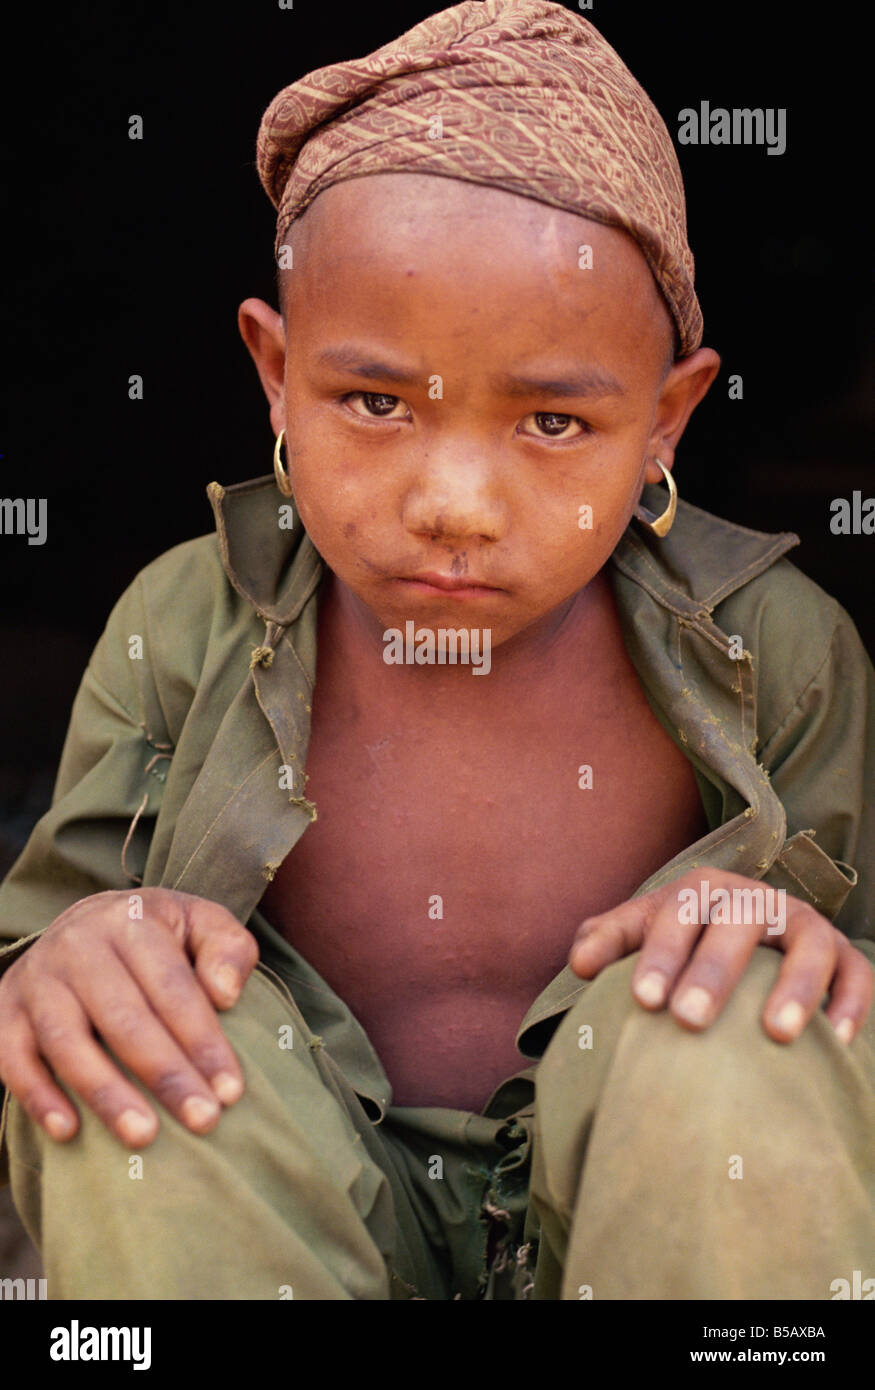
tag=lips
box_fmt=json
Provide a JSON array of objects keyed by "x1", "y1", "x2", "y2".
[{"x1": 399, "y1": 571, "x2": 499, "y2": 591}]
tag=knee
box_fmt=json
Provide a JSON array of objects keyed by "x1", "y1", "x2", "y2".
[
  {"x1": 531, "y1": 949, "x2": 875, "y2": 1295},
  {"x1": 540, "y1": 945, "x2": 819, "y2": 1082},
  {"x1": 535, "y1": 945, "x2": 862, "y2": 1145},
  {"x1": 3, "y1": 964, "x2": 362, "y2": 1207},
  {"x1": 539, "y1": 945, "x2": 845, "y2": 1095},
  {"x1": 2, "y1": 968, "x2": 386, "y2": 1287}
]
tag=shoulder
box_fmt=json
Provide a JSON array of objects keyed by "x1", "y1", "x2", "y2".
[
  {"x1": 659, "y1": 495, "x2": 856, "y2": 697},
  {"x1": 106, "y1": 530, "x2": 252, "y2": 643},
  {"x1": 713, "y1": 555, "x2": 871, "y2": 737},
  {"x1": 136, "y1": 531, "x2": 236, "y2": 623},
  {"x1": 621, "y1": 491, "x2": 871, "y2": 729},
  {"x1": 713, "y1": 552, "x2": 840, "y2": 670},
  {"x1": 89, "y1": 532, "x2": 263, "y2": 740}
]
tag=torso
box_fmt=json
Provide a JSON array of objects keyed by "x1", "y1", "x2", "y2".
[{"x1": 261, "y1": 570, "x2": 708, "y2": 1110}]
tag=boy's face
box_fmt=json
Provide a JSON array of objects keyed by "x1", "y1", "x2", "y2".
[{"x1": 242, "y1": 173, "x2": 716, "y2": 653}]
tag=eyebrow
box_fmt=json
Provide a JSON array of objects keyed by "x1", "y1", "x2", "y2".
[
  {"x1": 493, "y1": 368, "x2": 625, "y2": 399},
  {"x1": 316, "y1": 347, "x2": 421, "y2": 386},
  {"x1": 315, "y1": 346, "x2": 625, "y2": 399}
]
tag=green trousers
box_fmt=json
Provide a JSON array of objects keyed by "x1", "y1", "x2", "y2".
[{"x1": 3, "y1": 947, "x2": 874, "y2": 1300}]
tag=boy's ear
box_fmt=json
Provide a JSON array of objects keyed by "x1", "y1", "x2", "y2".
[
  {"x1": 645, "y1": 347, "x2": 721, "y2": 481},
  {"x1": 238, "y1": 299, "x2": 287, "y2": 435}
]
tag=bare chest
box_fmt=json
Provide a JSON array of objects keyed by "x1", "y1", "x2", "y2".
[{"x1": 260, "y1": 629, "x2": 707, "y2": 1109}]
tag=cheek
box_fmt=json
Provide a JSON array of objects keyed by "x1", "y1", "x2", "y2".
[
  {"x1": 532, "y1": 453, "x2": 642, "y2": 559},
  {"x1": 287, "y1": 447, "x2": 384, "y2": 558},
  {"x1": 285, "y1": 406, "x2": 410, "y2": 536}
]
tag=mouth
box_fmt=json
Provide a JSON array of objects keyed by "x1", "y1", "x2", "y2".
[{"x1": 394, "y1": 571, "x2": 503, "y2": 597}]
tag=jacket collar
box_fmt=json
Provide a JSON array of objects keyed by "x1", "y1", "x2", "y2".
[{"x1": 207, "y1": 473, "x2": 800, "y2": 623}]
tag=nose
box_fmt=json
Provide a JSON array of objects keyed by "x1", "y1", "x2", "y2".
[{"x1": 401, "y1": 445, "x2": 506, "y2": 543}]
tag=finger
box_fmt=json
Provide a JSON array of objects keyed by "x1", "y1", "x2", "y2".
[
  {"x1": 171, "y1": 893, "x2": 259, "y2": 1008},
  {"x1": 758, "y1": 907, "x2": 839, "y2": 1042},
  {"x1": 631, "y1": 870, "x2": 786, "y2": 1018},
  {"x1": 568, "y1": 887, "x2": 668, "y2": 978},
  {"x1": 24, "y1": 979, "x2": 161, "y2": 1148},
  {"x1": 41, "y1": 951, "x2": 223, "y2": 1136},
  {"x1": 113, "y1": 922, "x2": 245, "y2": 1106},
  {"x1": 821, "y1": 937, "x2": 875, "y2": 1044},
  {"x1": 0, "y1": 1009, "x2": 81, "y2": 1141},
  {"x1": 626, "y1": 880, "x2": 724, "y2": 1012},
  {"x1": 665, "y1": 914, "x2": 769, "y2": 1030}
]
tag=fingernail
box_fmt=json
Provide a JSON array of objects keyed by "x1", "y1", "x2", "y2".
[
  {"x1": 118, "y1": 1109, "x2": 156, "y2": 1145},
  {"x1": 181, "y1": 1095, "x2": 220, "y2": 1130},
  {"x1": 214, "y1": 965, "x2": 241, "y2": 1001},
  {"x1": 835, "y1": 1018, "x2": 855, "y2": 1045},
  {"x1": 44, "y1": 1110, "x2": 75, "y2": 1140},
  {"x1": 634, "y1": 971, "x2": 668, "y2": 1007},
  {"x1": 211, "y1": 1071, "x2": 243, "y2": 1105},
  {"x1": 673, "y1": 986, "x2": 713, "y2": 1026},
  {"x1": 774, "y1": 1001, "x2": 805, "y2": 1038}
]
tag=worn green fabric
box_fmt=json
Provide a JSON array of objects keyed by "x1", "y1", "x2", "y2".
[
  {"x1": 4, "y1": 939, "x2": 873, "y2": 1299},
  {"x1": 2, "y1": 941, "x2": 539, "y2": 1300},
  {"x1": 0, "y1": 473, "x2": 873, "y2": 1297}
]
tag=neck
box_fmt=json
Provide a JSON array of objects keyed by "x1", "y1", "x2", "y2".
[{"x1": 314, "y1": 567, "x2": 614, "y2": 709}]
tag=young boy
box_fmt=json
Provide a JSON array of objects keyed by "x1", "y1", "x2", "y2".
[{"x1": 0, "y1": 0, "x2": 873, "y2": 1300}]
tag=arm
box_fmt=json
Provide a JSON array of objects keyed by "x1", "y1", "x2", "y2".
[
  {"x1": 0, "y1": 568, "x2": 174, "y2": 969},
  {"x1": 0, "y1": 564, "x2": 258, "y2": 1146}
]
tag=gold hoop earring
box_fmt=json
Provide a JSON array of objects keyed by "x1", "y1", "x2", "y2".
[
  {"x1": 634, "y1": 458, "x2": 677, "y2": 538},
  {"x1": 273, "y1": 428, "x2": 293, "y2": 498}
]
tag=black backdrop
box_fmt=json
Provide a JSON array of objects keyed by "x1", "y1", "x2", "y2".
[{"x1": 2, "y1": 0, "x2": 872, "y2": 869}]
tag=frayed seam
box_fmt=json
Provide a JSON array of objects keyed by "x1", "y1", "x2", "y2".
[{"x1": 120, "y1": 792, "x2": 148, "y2": 884}]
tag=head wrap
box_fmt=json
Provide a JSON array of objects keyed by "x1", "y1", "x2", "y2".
[{"x1": 256, "y1": 0, "x2": 702, "y2": 355}]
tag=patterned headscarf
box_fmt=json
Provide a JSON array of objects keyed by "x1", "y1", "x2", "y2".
[{"x1": 256, "y1": 0, "x2": 702, "y2": 355}]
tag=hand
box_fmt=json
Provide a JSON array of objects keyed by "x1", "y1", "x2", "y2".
[
  {"x1": 0, "y1": 888, "x2": 258, "y2": 1147},
  {"x1": 568, "y1": 867, "x2": 873, "y2": 1044}
]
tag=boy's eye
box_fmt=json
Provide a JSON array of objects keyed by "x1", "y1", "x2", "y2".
[
  {"x1": 520, "y1": 412, "x2": 586, "y2": 440},
  {"x1": 346, "y1": 392, "x2": 409, "y2": 419}
]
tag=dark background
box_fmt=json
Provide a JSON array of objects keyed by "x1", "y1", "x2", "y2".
[{"x1": 1, "y1": 0, "x2": 872, "y2": 876}]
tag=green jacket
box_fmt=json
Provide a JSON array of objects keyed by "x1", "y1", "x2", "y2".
[{"x1": 1, "y1": 475, "x2": 872, "y2": 1116}]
